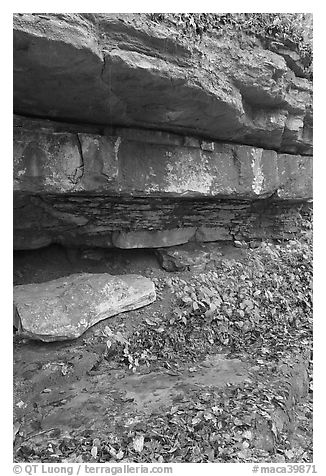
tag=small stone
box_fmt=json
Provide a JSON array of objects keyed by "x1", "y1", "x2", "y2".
[
  {"x1": 201, "y1": 141, "x2": 215, "y2": 152},
  {"x1": 249, "y1": 240, "x2": 261, "y2": 249},
  {"x1": 156, "y1": 244, "x2": 211, "y2": 272},
  {"x1": 189, "y1": 264, "x2": 206, "y2": 273}
]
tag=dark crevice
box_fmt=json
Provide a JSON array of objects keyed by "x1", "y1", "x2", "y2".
[
  {"x1": 75, "y1": 134, "x2": 85, "y2": 175},
  {"x1": 19, "y1": 191, "x2": 312, "y2": 207},
  {"x1": 231, "y1": 148, "x2": 243, "y2": 186}
]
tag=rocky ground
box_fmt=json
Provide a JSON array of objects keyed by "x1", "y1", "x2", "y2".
[{"x1": 13, "y1": 231, "x2": 312, "y2": 464}]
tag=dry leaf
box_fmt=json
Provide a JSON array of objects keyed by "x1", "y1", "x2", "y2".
[
  {"x1": 133, "y1": 435, "x2": 144, "y2": 453},
  {"x1": 91, "y1": 446, "x2": 98, "y2": 459},
  {"x1": 242, "y1": 430, "x2": 253, "y2": 440},
  {"x1": 13, "y1": 422, "x2": 21, "y2": 442},
  {"x1": 116, "y1": 450, "x2": 124, "y2": 460}
]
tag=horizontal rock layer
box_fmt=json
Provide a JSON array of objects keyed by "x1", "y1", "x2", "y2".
[
  {"x1": 14, "y1": 192, "x2": 312, "y2": 250},
  {"x1": 14, "y1": 118, "x2": 312, "y2": 200},
  {"x1": 13, "y1": 13, "x2": 312, "y2": 154},
  {"x1": 14, "y1": 117, "x2": 312, "y2": 250},
  {"x1": 14, "y1": 273, "x2": 156, "y2": 341}
]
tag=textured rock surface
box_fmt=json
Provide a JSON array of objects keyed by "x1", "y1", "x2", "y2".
[
  {"x1": 14, "y1": 118, "x2": 312, "y2": 199},
  {"x1": 112, "y1": 228, "x2": 196, "y2": 249},
  {"x1": 156, "y1": 243, "x2": 224, "y2": 272},
  {"x1": 13, "y1": 13, "x2": 312, "y2": 154},
  {"x1": 13, "y1": 273, "x2": 156, "y2": 341},
  {"x1": 13, "y1": 193, "x2": 312, "y2": 250},
  {"x1": 195, "y1": 226, "x2": 233, "y2": 242}
]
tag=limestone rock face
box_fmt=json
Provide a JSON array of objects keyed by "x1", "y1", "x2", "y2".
[
  {"x1": 195, "y1": 226, "x2": 233, "y2": 243},
  {"x1": 13, "y1": 273, "x2": 156, "y2": 341},
  {"x1": 112, "y1": 228, "x2": 197, "y2": 249},
  {"x1": 13, "y1": 13, "x2": 312, "y2": 154},
  {"x1": 14, "y1": 119, "x2": 312, "y2": 200}
]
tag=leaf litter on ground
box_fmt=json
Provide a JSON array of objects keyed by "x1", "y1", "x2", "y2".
[{"x1": 14, "y1": 228, "x2": 312, "y2": 463}]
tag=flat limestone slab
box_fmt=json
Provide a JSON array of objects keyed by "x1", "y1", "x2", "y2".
[
  {"x1": 112, "y1": 228, "x2": 196, "y2": 249},
  {"x1": 13, "y1": 273, "x2": 156, "y2": 342}
]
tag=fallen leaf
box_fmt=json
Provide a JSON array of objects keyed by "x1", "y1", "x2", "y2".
[
  {"x1": 285, "y1": 449, "x2": 294, "y2": 459},
  {"x1": 13, "y1": 422, "x2": 21, "y2": 442},
  {"x1": 242, "y1": 430, "x2": 253, "y2": 440},
  {"x1": 133, "y1": 435, "x2": 144, "y2": 453},
  {"x1": 106, "y1": 340, "x2": 112, "y2": 350},
  {"x1": 116, "y1": 450, "x2": 124, "y2": 460},
  {"x1": 91, "y1": 446, "x2": 98, "y2": 458}
]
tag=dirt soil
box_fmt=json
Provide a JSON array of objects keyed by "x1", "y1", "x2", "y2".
[{"x1": 13, "y1": 243, "x2": 312, "y2": 464}]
